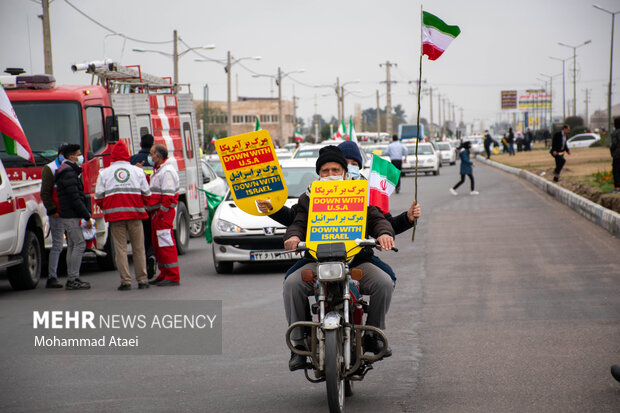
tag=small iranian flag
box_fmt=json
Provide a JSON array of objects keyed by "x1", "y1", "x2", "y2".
[
  {"x1": 334, "y1": 120, "x2": 345, "y2": 139},
  {"x1": 0, "y1": 85, "x2": 34, "y2": 163},
  {"x1": 254, "y1": 116, "x2": 261, "y2": 131},
  {"x1": 422, "y1": 11, "x2": 461, "y2": 61},
  {"x1": 348, "y1": 116, "x2": 357, "y2": 143},
  {"x1": 294, "y1": 129, "x2": 303, "y2": 142},
  {"x1": 368, "y1": 154, "x2": 400, "y2": 214}
]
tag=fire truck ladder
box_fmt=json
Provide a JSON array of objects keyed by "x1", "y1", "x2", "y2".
[{"x1": 71, "y1": 60, "x2": 175, "y2": 94}]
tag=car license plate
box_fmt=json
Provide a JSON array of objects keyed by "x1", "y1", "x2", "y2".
[{"x1": 250, "y1": 251, "x2": 301, "y2": 261}]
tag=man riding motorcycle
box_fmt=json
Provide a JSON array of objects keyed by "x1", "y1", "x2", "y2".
[{"x1": 281, "y1": 146, "x2": 396, "y2": 371}]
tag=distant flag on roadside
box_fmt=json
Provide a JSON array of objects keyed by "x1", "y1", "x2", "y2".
[
  {"x1": 421, "y1": 11, "x2": 461, "y2": 61},
  {"x1": 334, "y1": 120, "x2": 345, "y2": 139},
  {"x1": 0, "y1": 84, "x2": 34, "y2": 163},
  {"x1": 254, "y1": 116, "x2": 261, "y2": 131},
  {"x1": 294, "y1": 129, "x2": 304, "y2": 142},
  {"x1": 367, "y1": 154, "x2": 400, "y2": 214},
  {"x1": 348, "y1": 116, "x2": 357, "y2": 143},
  {"x1": 211, "y1": 135, "x2": 217, "y2": 143}
]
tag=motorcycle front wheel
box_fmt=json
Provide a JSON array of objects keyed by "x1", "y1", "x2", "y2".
[{"x1": 325, "y1": 329, "x2": 345, "y2": 413}]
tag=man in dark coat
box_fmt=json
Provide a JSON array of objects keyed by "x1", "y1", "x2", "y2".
[
  {"x1": 55, "y1": 144, "x2": 92, "y2": 290},
  {"x1": 551, "y1": 124, "x2": 571, "y2": 182},
  {"x1": 283, "y1": 146, "x2": 396, "y2": 371},
  {"x1": 130, "y1": 133, "x2": 154, "y2": 166},
  {"x1": 483, "y1": 130, "x2": 494, "y2": 159}
]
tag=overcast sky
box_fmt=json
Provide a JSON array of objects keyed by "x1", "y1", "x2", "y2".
[{"x1": 2, "y1": 0, "x2": 619, "y2": 131}]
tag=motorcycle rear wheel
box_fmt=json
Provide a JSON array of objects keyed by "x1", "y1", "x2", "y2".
[{"x1": 325, "y1": 329, "x2": 345, "y2": 413}]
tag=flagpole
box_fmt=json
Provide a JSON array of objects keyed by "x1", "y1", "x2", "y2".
[{"x1": 412, "y1": 5, "x2": 423, "y2": 242}]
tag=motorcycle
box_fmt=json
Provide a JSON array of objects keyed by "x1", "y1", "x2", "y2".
[{"x1": 285, "y1": 238, "x2": 397, "y2": 413}]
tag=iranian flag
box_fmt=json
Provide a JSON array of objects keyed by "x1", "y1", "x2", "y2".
[
  {"x1": 294, "y1": 129, "x2": 303, "y2": 142},
  {"x1": 422, "y1": 11, "x2": 461, "y2": 61},
  {"x1": 368, "y1": 154, "x2": 400, "y2": 214},
  {"x1": 0, "y1": 85, "x2": 34, "y2": 163},
  {"x1": 348, "y1": 116, "x2": 357, "y2": 143},
  {"x1": 254, "y1": 116, "x2": 261, "y2": 131},
  {"x1": 334, "y1": 120, "x2": 345, "y2": 139}
]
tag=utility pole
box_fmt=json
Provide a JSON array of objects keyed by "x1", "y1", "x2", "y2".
[
  {"x1": 40, "y1": 0, "x2": 53, "y2": 75},
  {"x1": 336, "y1": 77, "x2": 341, "y2": 121},
  {"x1": 226, "y1": 51, "x2": 232, "y2": 137},
  {"x1": 173, "y1": 30, "x2": 178, "y2": 90},
  {"x1": 292, "y1": 84, "x2": 297, "y2": 131},
  {"x1": 376, "y1": 90, "x2": 381, "y2": 139},
  {"x1": 380, "y1": 61, "x2": 396, "y2": 135},
  {"x1": 314, "y1": 94, "x2": 319, "y2": 140},
  {"x1": 340, "y1": 86, "x2": 345, "y2": 120},
  {"x1": 437, "y1": 93, "x2": 442, "y2": 137},
  {"x1": 278, "y1": 67, "x2": 283, "y2": 145},
  {"x1": 429, "y1": 87, "x2": 433, "y2": 137},
  {"x1": 584, "y1": 88, "x2": 590, "y2": 128}
]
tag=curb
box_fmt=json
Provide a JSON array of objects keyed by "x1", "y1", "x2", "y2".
[{"x1": 476, "y1": 155, "x2": 620, "y2": 237}]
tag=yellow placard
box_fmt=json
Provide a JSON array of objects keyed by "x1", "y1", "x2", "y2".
[
  {"x1": 306, "y1": 180, "x2": 368, "y2": 259},
  {"x1": 215, "y1": 130, "x2": 288, "y2": 216}
]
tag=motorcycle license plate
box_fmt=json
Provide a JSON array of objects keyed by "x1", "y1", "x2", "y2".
[{"x1": 250, "y1": 251, "x2": 301, "y2": 261}]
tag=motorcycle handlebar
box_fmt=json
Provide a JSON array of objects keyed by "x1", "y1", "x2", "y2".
[{"x1": 355, "y1": 238, "x2": 398, "y2": 252}]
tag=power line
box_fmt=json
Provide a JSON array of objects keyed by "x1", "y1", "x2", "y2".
[{"x1": 63, "y1": 0, "x2": 172, "y2": 45}]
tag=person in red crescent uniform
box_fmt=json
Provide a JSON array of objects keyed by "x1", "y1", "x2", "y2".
[
  {"x1": 146, "y1": 144, "x2": 181, "y2": 286},
  {"x1": 95, "y1": 141, "x2": 151, "y2": 290}
]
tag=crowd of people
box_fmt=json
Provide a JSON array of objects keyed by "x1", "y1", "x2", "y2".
[{"x1": 41, "y1": 135, "x2": 182, "y2": 291}]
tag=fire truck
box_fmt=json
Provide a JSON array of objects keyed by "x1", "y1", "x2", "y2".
[{"x1": 3, "y1": 62, "x2": 203, "y2": 270}]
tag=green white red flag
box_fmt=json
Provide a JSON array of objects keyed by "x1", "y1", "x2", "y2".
[
  {"x1": 0, "y1": 84, "x2": 34, "y2": 163},
  {"x1": 254, "y1": 116, "x2": 261, "y2": 131},
  {"x1": 348, "y1": 116, "x2": 357, "y2": 143},
  {"x1": 422, "y1": 11, "x2": 461, "y2": 61},
  {"x1": 367, "y1": 154, "x2": 400, "y2": 214},
  {"x1": 294, "y1": 129, "x2": 303, "y2": 142}
]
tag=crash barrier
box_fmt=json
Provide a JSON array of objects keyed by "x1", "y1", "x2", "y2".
[{"x1": 476, "y1": 155, "x2": 620, "y2": 237}]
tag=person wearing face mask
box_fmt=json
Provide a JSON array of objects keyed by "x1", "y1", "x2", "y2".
[
  {"x1": 282, "y1": 146, "x2": 396, "y2": 371},
  {"x1": 41, "y1": 143, "x2": 68, "y2": 289},
  {"x1": 55, "y1": 144, "x2": 92, "y2": 290}
]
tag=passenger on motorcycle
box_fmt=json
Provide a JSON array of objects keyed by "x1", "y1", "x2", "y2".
[{"x1": 281, "y1": 146, "x2": 396, "y2": 371}]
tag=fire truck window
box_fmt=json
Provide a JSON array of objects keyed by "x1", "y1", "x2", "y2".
[
  {"x1": 86, "y1": 107, "x2": 105, "y2": 155},
  {"x1": 139, "y1": 126, "x2": 150, "y2": 139},
  {"x1": 183, "y1": 121, "x2": 193, "y2": 159}
]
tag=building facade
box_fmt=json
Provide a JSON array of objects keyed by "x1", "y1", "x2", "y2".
[{"x1": 203, "y1": 97, "x2": 295, "y2": 146}]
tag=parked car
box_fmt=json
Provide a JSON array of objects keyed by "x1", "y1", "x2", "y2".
[
  {"x1": 567, "y1": 133, "x2": 600, "y2": 149},
  {"x1": 210, "y1": 161, "x2": 318, "y2": 273},
  {"x1": 401, "y1": 143, "x2": 440, "y2": 175},
  {"x1": 465, "y1": 136, "x2": 485, "y2": 154},
  {"x1": 191, "y1": 160, "x2": 229, "y2": 237},
  {"x1": 205, "y1": 158, "x2": 226, "y2": 179},
  {"x1": 436, "y1": 141, "x2": 457, "y2": 165},
  {"x1": 275, "y1": 148, "x2": 293, "y2": 160}
]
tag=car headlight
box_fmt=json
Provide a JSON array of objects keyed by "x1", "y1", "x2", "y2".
[
  {"x1": 215, "y1": 219, "x2": 245, "y2": 233},
  {"x1": 317, "y1": 263, "x2": 345, "y2": 282}
]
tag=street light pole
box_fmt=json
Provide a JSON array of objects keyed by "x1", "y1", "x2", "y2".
[
  {"x1": 173, "y1": 30, "x2": 179, "y2": 88},
  {"x1": 550, "y1": 56, "x2": 570, "y2": 121},
  {"x1": 278, "y1": 67, "x2": 283, "y2": 144},
  {"x1": 336, "y1": 77, "x2": 341, "y2": 121},
  {"x1": 227, "y1": 51, "x2": 232, "y2": 137},
  {"x1": 593, "y1": 4, "x2": 620, "y2": 135},
  {"x1": 558, "y1": 40, "x2": 591, "y2": 119}
]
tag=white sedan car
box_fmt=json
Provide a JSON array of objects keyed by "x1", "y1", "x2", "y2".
[
  {"x1": 567, "y1": 133, "x2": 600, "y2": 149},
  {"x1": 401, "y1": 143, "x2": 440, "y2": 175},
  {"x1": 210, "y1": 161, "x2": 318, "y2": 273},
  {"x1": 435, "y1": 141, "x2": 457, "y2": 165}
]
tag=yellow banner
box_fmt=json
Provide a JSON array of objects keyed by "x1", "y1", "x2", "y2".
[
  {"x1": 215, "y1": 130, "x2": 288, "y2": 216},
  {"x1": 306, "y1": 180, "x2": 368, "y2": 259}
]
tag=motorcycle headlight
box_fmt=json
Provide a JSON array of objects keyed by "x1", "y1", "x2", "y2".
[
  {"x1": 215, "y1": 219, "x2": 245, "y2": 233},
  {"x1": 317, "y1": 263, "x2": 345, "y2": 282}
]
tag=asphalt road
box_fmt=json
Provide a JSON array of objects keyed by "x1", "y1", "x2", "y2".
[{"x1": 1, "y1": 160, "x2": 619, "y2": 412}]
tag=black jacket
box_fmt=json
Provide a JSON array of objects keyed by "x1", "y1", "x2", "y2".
[
  {"x1": 55, "y1": 161, "x2": 91, "y2": 220},
  {"x1": 130, "y1": 148, "x2": 150, "y2": 165},
  {"x1": 551, "y1": 131, "x2": 570, "y2": 154},
  {"x1": 271, "y1": 203, "x2": 414, "y2": 235},
  {"x1": 610, "y1": 129, "x2": 620, "y2": 159}
]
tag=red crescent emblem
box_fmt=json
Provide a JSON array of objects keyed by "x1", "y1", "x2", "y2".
[{"x1": 380, "y1": 178, "x2": 387, "y2": 191}]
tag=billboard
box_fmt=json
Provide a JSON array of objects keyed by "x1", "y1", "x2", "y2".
[{"x1": 501, "y1": 90, "x2": 517, "y2": 110}]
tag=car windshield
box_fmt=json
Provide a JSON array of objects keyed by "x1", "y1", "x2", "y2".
[
  {"x1": 294, "y1": 149, "x2": 321, "y2": 158},
  {"x1": 225, "y1": 166, "x2": 317, "y2": 200},
  {"x1": 1, "y1": 101, "x2": 82, "y2": 167},
  {"x1": 406, "y1": 145, "x2": 434, "y2": 155},
  {"x1": 206, "y1": 159, "x2": 226, "y2": 178},
  {"x1": 437, "y1": 143, "x2": 451, "y2": 150}
]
